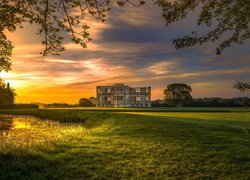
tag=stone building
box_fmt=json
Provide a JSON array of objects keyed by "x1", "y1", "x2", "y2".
[{"x1": 96, "y1": 84, "x2": 151, "y2": 107}]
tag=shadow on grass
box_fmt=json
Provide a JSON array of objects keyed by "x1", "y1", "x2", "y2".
[
  {"x1": 109, "y1": 112, "x2": 250, "y2": 146},
  {"x1": 0, "y1": 112, "x2": 250, "y2": 179}
]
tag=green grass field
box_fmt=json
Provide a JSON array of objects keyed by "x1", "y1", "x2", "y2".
[{"x1": 0, "y1": 108, "x2": 250, "y2": 179}]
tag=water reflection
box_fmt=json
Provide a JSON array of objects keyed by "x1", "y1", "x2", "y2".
[
  {"x1": 0, "y1": 115, "x2": 59, "y2": 131},
  {"x1": 0, "y1": 115, "x2": 85, "y2": 147}
]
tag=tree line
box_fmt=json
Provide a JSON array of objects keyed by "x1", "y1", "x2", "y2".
[
  {"x1": 0, "y1": 80, "x2": 249, "y2": 108},
  {"x1": 44, "y1": 97, "x2": 97, "y2": 108},
  {"x1": 157, "y1": 82, "x2": 250, "y2": 107},
  {"x1": 152, "y1": 97, "x2": 250, "y2": 107},
  {"x1": 0, "y1": 0, "x2": 249, "y2": 108},
  {"x1": 0, "y1": 82, "x2": 97, "y2": 108}
]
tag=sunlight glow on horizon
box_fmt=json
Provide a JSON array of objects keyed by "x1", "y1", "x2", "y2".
[{"x1": 1, "y1": 1, "x2": 249, "y2": 104}]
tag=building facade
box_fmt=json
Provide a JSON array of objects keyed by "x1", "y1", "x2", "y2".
[{"x1": 96, "y1": 84, "x2": 151, "y2": 107}]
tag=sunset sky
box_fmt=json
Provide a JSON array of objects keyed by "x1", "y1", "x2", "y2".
[{"x1": 1, "y1": 1, "x2": 250, "y2": 104}]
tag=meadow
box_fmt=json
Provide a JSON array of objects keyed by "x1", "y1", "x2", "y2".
[{"x1": 0, "y1": 108, "x2": 250, "y2": 179}]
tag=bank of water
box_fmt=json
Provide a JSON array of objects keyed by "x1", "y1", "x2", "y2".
[{"x1": 0, "y1": 115, "x2": 86, "y2": 147}]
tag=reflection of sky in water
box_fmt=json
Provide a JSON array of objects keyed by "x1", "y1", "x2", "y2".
[
  {"x1": 0, "y1": 116, "x2": 59, "y2": 130},
  {"x1": 13, "y1": 120, "x2": 31, "y2": 129},
  {"x1": 0, "y1": 115, "x2": 85, "y2": 147}
]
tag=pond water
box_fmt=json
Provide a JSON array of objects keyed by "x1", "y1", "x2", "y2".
[
  {"x1": 0, "y1": 115, "x2": 60, "y2": 131},
  {"x1": 0, "y1": 115, "x2": 85, "y2": 147}
]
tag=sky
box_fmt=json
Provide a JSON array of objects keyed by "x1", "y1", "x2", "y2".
[{"x1": 1, "y1": 1, "x2": 250, "y2": 104}]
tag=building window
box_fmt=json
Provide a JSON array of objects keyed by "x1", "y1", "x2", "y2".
[
  {"x1": 115, "y1": 96, "x2": 123, "y2": 101},
  {"x1": 146, "y1": 96, "x2": 149, "y2": 101},
  {"x1": 107, "y1": 97, "x2": 111, "y2": 102},
  {"x1": 136, "y1": 96, "x2": 141, "y2": 102},
  {"x1": 141, "y1": 88, "x2": 146, "y2": 93},
  {"x1": 136, "y1": 88, "x2": 140, "y2": 93},
  {"x1": 107, "y1": 88, "x2": 111, "y2": 93},
  {"x1": 130, "y1": 88, "x2": 136, "y2": 94},
  {"x1": 116, "y1": 86, "x2": 123, "y2": 91}
]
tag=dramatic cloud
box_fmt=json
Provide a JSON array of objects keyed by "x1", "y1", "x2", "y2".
[{"x1": 1, "y1": 1, "x2": 249, "y2": 103}]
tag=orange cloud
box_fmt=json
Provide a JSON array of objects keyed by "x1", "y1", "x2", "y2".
[
  {"x1": 1, "y1": 2, "x2": 249, "y2": 104},
  {"x1": 147, "y1": 60, "x2": 179, "y2": 75}
]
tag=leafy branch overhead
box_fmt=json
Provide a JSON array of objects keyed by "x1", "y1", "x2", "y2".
[
  {"x1": 234, "y1": 81, "x2": 250, "y2": 92},
  {"x1": 156, "y1": 0, "x2": 250, "y2": 55},
  {"x1": 0, "y1": 0, "x2": 249, "y2": 72},
  {"x1": 0, "y1": 0, "x2": 146, "y2": 71}
]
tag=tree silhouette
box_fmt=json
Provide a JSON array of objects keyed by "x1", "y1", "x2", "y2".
[
  {"x1": 89, "y1": 97, "x2": 97, "y2": 106},
  {"x1": 0, "y1": 79, "x2": 15, "y2": 105},
  {"x1": 0, "y1": 0, "x2": 249, "y2": 71},
  {"x1": 164, "y1": 83, "x2": 192, "y2": 106},
  {"x1": 0, "y1": 0, "x2": 143, "y2": 72},
  {"x1": 156, "y1": 0, "x2": 250, "y2": 55},
  {"x1": 234, "y1": 81, "x2": 250, "y2": 92},
  {"x1": 79, "y1": 98, "x2": 95, "y2": 107}
]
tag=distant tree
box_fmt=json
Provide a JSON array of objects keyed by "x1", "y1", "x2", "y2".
[
  {"x1": 45, "y1": 103, "x2": 73, "y2": 108},
  {"x1": 89, "y1": 97, "x2": 97, "y2": 106},
  {"x1": 242, "y1": 98, "x2": 250, "y2": 107},
  {"x1": 6, "y1": 83, "x2": 15, "y2": 104},
  {"x1": 185, "y1": 97, "x2": 250, "y2": 107},
  {"x1": 151, "y1": 99, "x2": 169, "y2": 107},
  {"x1": 164, "y1": 83, "x2": 192, "y2": 107},
  {"x1": 79, "y1": 98, "x2": 94, "y2": 107},
  {"x1": 234, "y1": 81, "x2": 250, "y2": 92},
  {"x1": 0, "y1": 79, "x2": 15, "y2": 105}
]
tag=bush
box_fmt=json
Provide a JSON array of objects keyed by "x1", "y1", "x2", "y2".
[
  {"x1": 152, "y1": 97, "x2": 250, "y2": 107},
  {"x1": 0, "y1": 104, "x2": 39, "y2": 109}
]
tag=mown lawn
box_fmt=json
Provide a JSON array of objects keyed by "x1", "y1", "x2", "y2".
[{"x1": 0, "y1": 108, "x2": 250, "y2": 179}]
